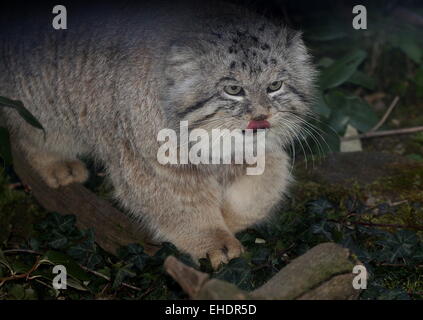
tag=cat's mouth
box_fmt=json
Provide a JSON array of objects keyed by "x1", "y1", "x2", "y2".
[{"x1": 242, "y1": 120, "x2": 271, "y2": 134}]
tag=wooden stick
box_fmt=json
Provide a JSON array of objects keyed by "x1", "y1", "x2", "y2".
[
  {"x1": 79, "y1": 265, "x2": 143, "y2": 292},
  {"x1": 342, "y1": 126, "x2": 423, "y2": 141},
  {"x1": 369, "y1": 96, "x2": 399, "y2": 132},
  {"x1": 330, "y1": 219, "x2": 423, "y2": 231}
]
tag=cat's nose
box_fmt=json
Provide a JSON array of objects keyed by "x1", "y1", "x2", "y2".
[{"x1": 251, "y1": 114, "x2": 269, "y2": 121}]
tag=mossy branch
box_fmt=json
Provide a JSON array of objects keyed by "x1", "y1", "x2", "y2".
[{"x1": 165, "y1": 243, "x2": 362, "y2": 300}]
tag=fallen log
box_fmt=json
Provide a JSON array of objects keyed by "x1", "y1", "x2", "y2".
[
  {"x1": 11, "y1": 145, "x2": 159, "y2": 255},
  {"x1": 164, "y1": 243, "x2": 362, "y2": 300}
]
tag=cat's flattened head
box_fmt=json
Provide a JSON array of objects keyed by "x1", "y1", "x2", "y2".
[{"x1": 162, "y1": 15, "x2": 317, "y2": 149}]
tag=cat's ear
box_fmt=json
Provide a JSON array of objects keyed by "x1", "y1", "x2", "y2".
[
  {"x1": 285, "y1": 30, "x2": 303, "y2": 48},
  {"x1": 284, "y1": 30, "x2": 310, "y2": 63}
]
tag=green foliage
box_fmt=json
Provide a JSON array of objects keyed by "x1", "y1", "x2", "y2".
[
  {"x1": 376, "y1": 230, "x2": 420, "y2": 263},
  {"x1": 319, "y1": 49, "x2": 367, "y2": 90},
  {"x1": 325, "y1": 90, "x2": 379, "y2": 133},
  {"x1": 1, "y1": 189, "x2": 421, "y2": 300},
  {"x1": 387, "y1": 25, "x2": 423, "y2": 65},
  {"x1": 305, "y1": 47, "x2": 378, "y2": 153},
  {"x1": 213, "y1": 258, "x2": 252, "y2": 290},
  {"x1": 302, "y1": 7, "x2": 422, "y2": 154}
]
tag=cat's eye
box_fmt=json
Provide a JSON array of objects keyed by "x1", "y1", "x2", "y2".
[
  {"x1": 224, "y1": 85, "x2": 243, "y2": 96},
  {"x1": 267, "y1": 81, "x2": 284, "y2": 93}
]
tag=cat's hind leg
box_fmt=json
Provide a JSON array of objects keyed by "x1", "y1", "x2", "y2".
[{"x1": 15, "y1": 135, "x2": 89, "y2": 189}]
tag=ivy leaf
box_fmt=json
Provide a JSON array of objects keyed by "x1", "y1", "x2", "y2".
[
  {"x1": 47, "y1": 231, "x2": 68, "y2": 249},
  {"x1": 112, "y1": 263, "x2": 136, "y2": 289},
  {"x1": 250, "y1": 247, "x2": 271, "y2": 265},
  {"x1": 344, "y1": 197, "x2": 366, "y2": 214},
  {"x1": 375, "y1": 287, "x2": 411, "y2": 300},
  {"x1": 377, "y1": 230, "x2": 419, "y2": 263},
  {"x1": 213, "y1": 258, "x2": 252, "y2": 290},
  {"x1": 117, "y1": 243, "x2": 147, "y2": 259},
  {"x1": 37, "y1": 213, "x2": 83, "y2": 244},
  {"x1": 67, "y1": 240, "x2": 103, "y2": 269},
  {"x1": 319, "y1": 49, "x2": 367, "y2": 90},
  {"x1": 352, "y1": 246, "x2": 375, "y2": 264},
  {"x1": 361, "y1": 283, "x2": 410, "y2": 300},
  {"x1": 118, "y1": 243, "x2": 150, "y2": 272},
  {"x1": 56, "y1": 215, "x2": 77, "y2": 234},
  {"x1": 307, "y1": 198, "x2": 334, "y2": 215},
  {"x1": 43, "y1": 213, "x2": 77, "y2": 235},
  {"x1": 67, "y1": 241, "x2": 94, "y2": 260},
  {"x1": 237, "y1": 232, "x2": 258, "y2": 246},
  {"x1": 311, "y1": 220, "x2": 333, "y2": 240},
  {"x1": 85, "y1": 253, "x2": 103, "y2": 270},
  {"x1": 41, "y1": 250, "x2": 91, "y2": 281}
]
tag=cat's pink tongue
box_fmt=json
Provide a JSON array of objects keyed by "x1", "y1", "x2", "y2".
[{"x1": 247, "y1": 120, "x2": 270, "y2": 130}]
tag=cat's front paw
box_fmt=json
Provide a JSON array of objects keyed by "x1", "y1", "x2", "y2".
[{"x1": 184, "y1": 229, "x2": 244, "y2": 270}]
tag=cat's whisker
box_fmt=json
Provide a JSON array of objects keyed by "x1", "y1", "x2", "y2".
[
  {"x1": 282, "y1": 125, "x2": 297, "y2": 173},
  {"x1": 275, "y1": 109, "x2": 339, "y2": 141},
  {"x1": 291, "y1": 121, "x2": 316, "y2": 168},
  {"x1": 289, "y1": 114, "x2": 333, "y2": 156},
  {"x1": 287, "y1": 115, "x2": 326, "y2": 159},
  {"x1": 279, "y1": 120, "x2": 307, "y2": 170},
  {"x1": 302, "y1": 112, "x2": 340, "y2": 140},
  {"x1": 276, "y1": 110, "x2": 333, "y2": 158}
]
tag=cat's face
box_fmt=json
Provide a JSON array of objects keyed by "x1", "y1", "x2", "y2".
[{"x1": 162, "y1": 17, "x2": 316, "y2": 151}]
